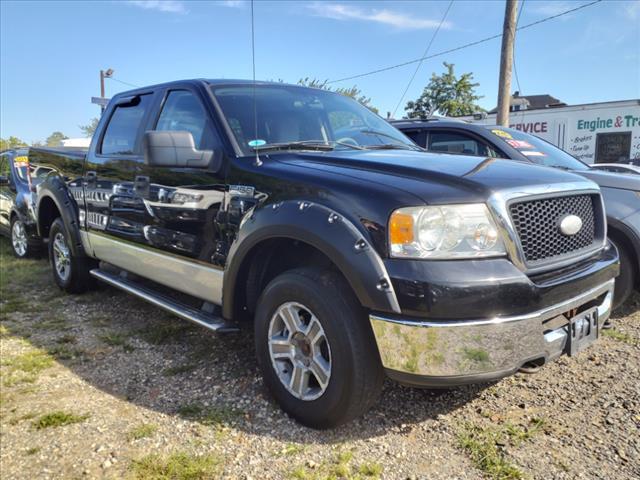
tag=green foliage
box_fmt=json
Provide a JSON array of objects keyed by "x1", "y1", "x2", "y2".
[
  {"x1": 405, "y1": 62, "x2": 483, "y2": 118},
  {"x1": 79, "y1": 118, "x2": 100, "y2": 137},
  {"x1": 45, "y1": 131, "x2": 69, "y2": 147},
  {"x1": 129, "y1": 452, "x2": 221, "y2": 480},
  {"x1": 297, "y1": 77, "x2": 379, "y2": 114},
  {"x1": 288, "y1": 450, "x2": 382, "y2": 479},
  {"x1": 0, "y1": 136, "x2": 27, "y2": 150},
  {"x1": 32, "y1": 410, "x2": 89, "y2": 429},
  {"x1": 128, "y1": 423, "x2": 158, "y2": 440}
]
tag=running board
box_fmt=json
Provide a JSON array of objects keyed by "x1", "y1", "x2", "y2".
[{"x1": 90, "y1": 269, "x2": 239, "y2": 333}]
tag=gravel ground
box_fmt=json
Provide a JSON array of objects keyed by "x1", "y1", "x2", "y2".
[{"x1": 1, "y1": 238, "x2": 639, "y2": 480}]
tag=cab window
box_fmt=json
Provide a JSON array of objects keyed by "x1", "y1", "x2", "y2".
[
  {"x1": 428, "y1": 131, "x2": 492, "y2": 157},
  {"x1": 101, "y1": 94, "x2": 152, "y2": 156},
  {"x1": 155, "y1": 90, "x2": 219, "y2": 150}
]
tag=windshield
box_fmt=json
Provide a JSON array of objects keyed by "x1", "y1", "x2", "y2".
[
  {"x1": 211, "y1": 84, "x2": 417, "y2": 155},
  {"x1": 487, "y1": 127, "x2": 589, "y2": 171}
]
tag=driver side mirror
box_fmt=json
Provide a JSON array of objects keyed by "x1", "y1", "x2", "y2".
[{"x1": 143, "y1": 131, "x2": 222, "y2": 171}]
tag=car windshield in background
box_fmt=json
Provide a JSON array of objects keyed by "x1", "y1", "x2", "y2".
[
  {"x1": 211, "y1": 84, "x2": 418, "y2": 155},
  {"x1": 487, "y1": 127, "x2": 589, "y2": 171}
]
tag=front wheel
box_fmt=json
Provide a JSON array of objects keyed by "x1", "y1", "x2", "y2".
[
  {"x1": 48, "y1": 218, "x2": 95, "y2": 293},
  {"x1": 10, "y1": 217, "x2": 38, "y2": 258},
  {"x1": 254, "y1": 267, "x2": 383, "y2": 429},
  {"x1": 612, "y1": 240, "x2": 636, "y2": 310}
]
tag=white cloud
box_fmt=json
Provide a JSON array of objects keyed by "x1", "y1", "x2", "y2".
[
  {"x1": 307, "y1": 2, "x2": 452, "y2": 30},
  {"x1": 219, "y1": 0, "x2": 245, "y2": 7},
  {"x1": 530, "y1": 1, "x2": 576, "y2": 18},
  {"x1": 625, "y1": 0, "x2": 640, "y2": 19},
  {"x1": 128, "y1": 1, "x2": 187, "y2": 14}
]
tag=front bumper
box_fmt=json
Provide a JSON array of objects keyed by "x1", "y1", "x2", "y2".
[{"x1": 370, "y1": 279, "x2": 615, "y2": 387}]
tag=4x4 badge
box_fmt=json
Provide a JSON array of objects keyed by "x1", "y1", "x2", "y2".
[{"x1": 559, "y1": 214, "x2": 583, "y2": 236}]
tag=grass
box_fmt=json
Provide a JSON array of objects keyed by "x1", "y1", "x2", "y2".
[
  {"x1": 163, "y1": 363, "x2": 197, "y2": 376},
  {"x1": 25, "y1": 447, "x2": 40, "y2": 456},
  {"x1": 1, "y1": 349, "x2": 54, "y2": 385},
  {"x1": 32, "y1": 410, "x2": 89, "y2": 429},
  {"x1": 98, "y1": 332, "x2": 134, "y2": 352},
  {"x1": 56, "y1": 334, "x2": 77, "y2": 344},
  {"x1": 289, "y1": 451, "x2": 382, "y2": 480},
  {"x1": 129, "y1": 452, "x2": 221, "y2": 480},
  {"x1": 279, "y1": 443, "x2": 307, "y2": 456},
  {"x1": 457, "y1": 423, "x2": 524, "y2": 480},
  {"x1": 177, "y1": 403, "x2": 243, "y2": 428},
  {"x1": 602, "y1": 328, "x2": 637, "y2": 345},
  {"x1": 47, "y1": 345, "x2": 84, "y2": 360},
  {"x1": 128, "y1": 423, "x2": 158, "y2": 440},
  {"x1": 143, "y1": 322, "x2": 193, "y2": 345},
  {"x1": 36, "y1": 316, "x2": 70, "y2": 331}
]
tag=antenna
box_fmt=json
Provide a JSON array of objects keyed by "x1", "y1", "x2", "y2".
[{"x1": 251, "y1": 0, "x2": 262, "y2": 166}]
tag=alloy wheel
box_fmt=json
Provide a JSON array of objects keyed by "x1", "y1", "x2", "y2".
[{"x1": 268, "y1": 302, "x2": 332, "y2": 401}]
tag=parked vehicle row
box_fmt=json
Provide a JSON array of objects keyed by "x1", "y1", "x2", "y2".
[
  {"x1": 0, "y1": 80, "x2": 625, "y2": 428},
  {"x1": 393, "y1": 118, "x2": 640, "y2": 308}
]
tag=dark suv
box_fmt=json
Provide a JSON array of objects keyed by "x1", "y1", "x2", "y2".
[
  {"x1": 393, "y1": 118, "x2": 639, "y2": 309},
  {"x1": 28, "y1": 80, "x2": 618, "y2": 428},
  {"x1": 0, "y1": 148, "x2": 41, "y2": 257}
]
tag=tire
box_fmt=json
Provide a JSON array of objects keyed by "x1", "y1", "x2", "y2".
[
  {"x1": 254, "y1": 267, "x2": 384, "y2": 429},
  {"x1": 10, "y1": 216, "x2": 38, "y2": 258},
  {"x1": 612, "y1": 240, "x2": 635, "y2": 310},
  {"x1": 48, "y1": 218, "x2": 95, "y2": 293}
]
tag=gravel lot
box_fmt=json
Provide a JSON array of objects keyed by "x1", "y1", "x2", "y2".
[{"x1": 1, "y1": 238, "x2": 639, "y2": 480}]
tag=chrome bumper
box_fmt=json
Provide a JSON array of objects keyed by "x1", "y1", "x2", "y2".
[{"x1": 370, "y1": 279, "x2": 615, "y2": 387}]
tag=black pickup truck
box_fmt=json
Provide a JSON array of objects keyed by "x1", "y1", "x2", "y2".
[{"x1": 29, "y1": 80, "x2": 618, "y2": 428}]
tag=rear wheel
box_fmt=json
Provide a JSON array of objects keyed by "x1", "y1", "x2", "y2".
[
  {"x1": 10, "y1": 217, "x2": 38, "y2": 258},
  {"x1": 254, "y1": 267, "x2": 383, "y2": 429},
  {"x1": 612, "y1": 240, "x2": 635, "y2": 310},
  {"x1": 48, "y1": 218, "x2": 95, "y2": 293}
]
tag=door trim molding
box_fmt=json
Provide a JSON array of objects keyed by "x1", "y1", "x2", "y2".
[{"x1": 87, "y1": 231, "x2": 222, "y2": 305}]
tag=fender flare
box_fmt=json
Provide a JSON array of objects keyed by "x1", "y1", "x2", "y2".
[
  {"x1": 222, "y1": 200, "x2": 401, "y2": 319},
  {"x1": 36, "y1": 176, "x2": 87, "y2": 257},
  {"x1": 607, "y1": 216, "x2": 640, "y2": 273}
]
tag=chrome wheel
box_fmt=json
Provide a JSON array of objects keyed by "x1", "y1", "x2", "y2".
[
  {"x1": 11, "y1": 220, "x2": 28, "y2": 257},
  {"x1": 268, "y1": 302, "x2": 332, "y2": 401},
  {"x1": 52, "y1": 232, "x2": 71, "y2": 282}
]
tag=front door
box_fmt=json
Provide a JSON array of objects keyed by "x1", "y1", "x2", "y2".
[{"x1": 83, "y1": 86, "x2": 228, "y2": 304}]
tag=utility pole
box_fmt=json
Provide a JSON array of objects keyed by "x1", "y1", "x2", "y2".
[
  {"x1": 496, "y1": 0, "x2": 518, "y2": 127},
  {"x1": 99, "y1": 68, "x2": 114, "y2": 113}
]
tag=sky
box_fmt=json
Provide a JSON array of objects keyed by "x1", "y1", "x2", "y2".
[{"x1": 1, "y1": 0, "x2": 639, "y2": 143}]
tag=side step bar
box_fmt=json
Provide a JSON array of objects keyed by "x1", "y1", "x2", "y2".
[{"x1": 90, "y1": 269, "x2": 239, "y2": 333}]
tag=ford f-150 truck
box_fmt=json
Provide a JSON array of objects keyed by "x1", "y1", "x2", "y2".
[{"x1": 30, "y1": 80, "x2": 618, "y2": 428}]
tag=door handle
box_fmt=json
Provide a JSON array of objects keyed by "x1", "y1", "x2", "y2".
[{"x1": 85, "y1": 170, "x2": 97, "y2": 186}]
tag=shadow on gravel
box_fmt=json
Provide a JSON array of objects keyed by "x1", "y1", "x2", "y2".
[{"x1": 2, "y1": 237, "x2": 637, "y2": 445}]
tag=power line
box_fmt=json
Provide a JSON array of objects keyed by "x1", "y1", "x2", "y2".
[
  {"x1": 327, "y1": 0, "x2": 602, "y2": 84},
  {"x1": 108, "y1": 77, "x2": 141, "y2": 89},
  {"x1": 391, "y1": 0, "x2": 454, "y2": 118}
]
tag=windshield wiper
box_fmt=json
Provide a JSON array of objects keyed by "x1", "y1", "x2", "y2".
[
  {"x1": 358, "y1": 129, "x2": 423, "y2": 151},
  {"x1": 363, "y1": 143, "x2": 418, "y2": 151},
  {"x1": 252, "y1": 140, "x2": 335, "y2": 153}
]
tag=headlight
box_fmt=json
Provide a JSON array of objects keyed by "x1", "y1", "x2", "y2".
[{"x1": 389, "y1": 204, "x2": 506, "y2": 259}]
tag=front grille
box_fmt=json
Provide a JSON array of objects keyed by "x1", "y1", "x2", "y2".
[{"x1": 509, "y1": 194, "x2": 597, "y2": 264}]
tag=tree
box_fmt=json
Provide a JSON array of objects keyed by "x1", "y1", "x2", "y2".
[
  {"x1": 297, "y1": 78, "x2": 379, "y2": 114},
  {"x1": 405, "y1": 62, "x2": 483, "y2": 118},
  {"x1": 79, "y1": 118, "x2": 99, "y2": 137},
  {"x1": 0, "y1": 136, "x2": 28, "y2": 150},
  {"x1": 45, "y1": 131, "x2": 69, "y2": 147}
]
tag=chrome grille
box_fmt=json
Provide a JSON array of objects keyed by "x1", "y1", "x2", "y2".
[{"x1": 509, "y1": 194, "x2": 597, "y2": 264}]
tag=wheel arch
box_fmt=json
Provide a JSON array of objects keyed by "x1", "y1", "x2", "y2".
[
  {"x1": 607, "y1": 217, "x2": 640, "y2": 288},
  {"x1": 36, "y1": 178, "x2": 86, "y2": 256},
  {"x1": 222, "y1": 201, "x2": 400, "y2": 320}
]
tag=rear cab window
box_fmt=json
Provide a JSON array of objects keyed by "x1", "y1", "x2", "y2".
[{"x1": 100, "y1": 94, "x2": 153, "y2": 156}]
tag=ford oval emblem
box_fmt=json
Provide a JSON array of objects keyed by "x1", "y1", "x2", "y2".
[{"x1": 559, "y1": 215, "x2": 583, "y2": 236}]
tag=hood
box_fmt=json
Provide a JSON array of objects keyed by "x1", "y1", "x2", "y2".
[
  {"x1": 574, "y1": 169, "x2": 640, "y2": 192},
  {"x1": 274, "y1": 149, "x2": 595, "y2": 203}
]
